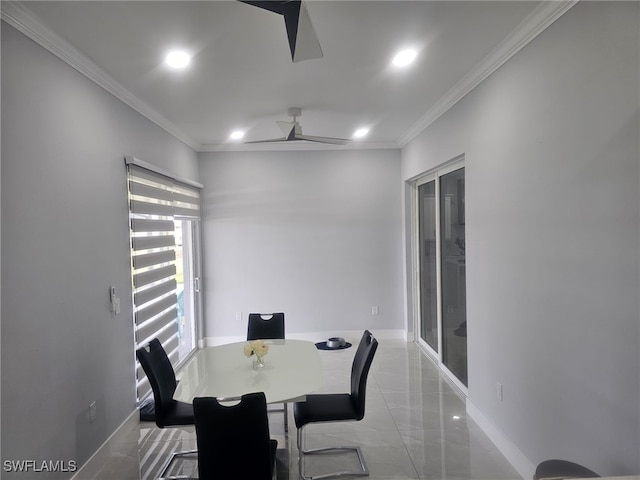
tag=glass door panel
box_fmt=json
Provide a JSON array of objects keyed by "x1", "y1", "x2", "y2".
[
  {"x1": 418, "y1": 180, "x2": 438, "y2": 351},
  {"x1": 174, "y1": 219, "x2": 200, "y2": 364},
  {"x1": 440, "y1": 168, "x2": 467, "y2": 386}
]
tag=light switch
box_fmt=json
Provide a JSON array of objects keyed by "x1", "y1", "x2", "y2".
[{"x1": 109, "y1": 286, "x2": 120, "y2": 316}]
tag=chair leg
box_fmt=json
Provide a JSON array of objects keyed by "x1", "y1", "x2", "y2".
[
  {"x1": 296, "y1": 425, "x2": 369, "y2": 480},
  {"x1": 158, "y1": 448, "x2": 198, "y2": 479}
]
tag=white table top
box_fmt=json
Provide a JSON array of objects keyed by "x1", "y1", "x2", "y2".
[{"x1": 174, "y1": 339, "x2": 324, "y2": 404}]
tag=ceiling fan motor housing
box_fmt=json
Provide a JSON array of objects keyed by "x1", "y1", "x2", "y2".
[{"x1": 288, "y1": 107, "x2": 302, "y2": 118}]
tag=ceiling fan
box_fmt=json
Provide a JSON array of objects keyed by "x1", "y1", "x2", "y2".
[
  {"x1": 239, "y1": 0, "x2": 323, "y2": 63},
  {"x1": 246, "y1": 108, "x2": 350, "y2": 145}
]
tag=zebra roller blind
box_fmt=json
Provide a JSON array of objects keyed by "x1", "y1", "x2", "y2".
[{"x1": 126, "y1": 157, "x2": 201, "y2": 401}]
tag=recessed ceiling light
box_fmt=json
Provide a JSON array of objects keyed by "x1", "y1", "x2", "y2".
[
  {"x1": 392, "y1": 49, "x2": 417, "y2": 67},
  {"x1": 229, "y1": 130, "x2": 245, "y2": 140},
  {"x1": 353, "y1": 128, "x2": 369, "y2": 139},
  {"x1": 165, "y1": 50, "x2": 191, "y2": 69}
]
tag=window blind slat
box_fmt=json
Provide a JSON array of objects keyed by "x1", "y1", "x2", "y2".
[
  {"x1": 129, "y1": 164, "x2": 173, "y2": 186},
  {"x1": 132, "y1": 235, "x2": 175, "y2": 251},
  {"x1": 172, "y1": 192, "x2": 199, "y2": 206},
  {"x1": 136, "y1": 309, "x2": 179, "y2": 342},
  {"x1": 131, "y1": 218, "x2": 175, "y2": 233},
  {"x1": 129, "y1": 181, "x2": 174, "y2": 203},
  {"x1": 130, "y1": 199, "x2": 174, "y2": 217},
  {"x1": 135, "y1": 297, "x2": 177, "y2": 325},
  {"x1": 134, "y1": 279, "x2": 177, "y2": 306},
  {"x1": 174, "y1": 206, "x2": 201, "y2": 219},
  {"x1": 132, "y1": 250, "x2": 176, "y2": 270},
  {"x1": 133, "y1": 265, "x2": 176, "y2": 289}
]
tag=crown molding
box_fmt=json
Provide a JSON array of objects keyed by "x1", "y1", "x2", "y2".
[
  {"x1": 1, "y1": 1, "x2": 201, "y2": 151},
  {"x1": 397, "y1": 0, "x2": 578, "y2": 147},
  {"x1": 199, "y1": 140, "x2": 400, "y2": 152}
]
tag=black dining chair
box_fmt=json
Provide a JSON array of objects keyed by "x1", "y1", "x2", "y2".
[
  {"x1": 293, "y1": 330, "x2": 378, "y2": 479},
  {"x1": 247, "y1": 312, "x2": 289, "y2": 432},
  {"x1": 193, "y1": 393, "x2": 278, "y2": 480},
  {"x1": 136, "y1": 338, "x2": 197, "y2": 477},
  {"x1": 247, "y1": 312, "x2": 286, "y2": 340}
]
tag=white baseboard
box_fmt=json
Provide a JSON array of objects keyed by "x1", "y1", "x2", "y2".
[
  {"x1": 71, "y1": 409, "x2": 139, "y2": 480},
  {"x1": 466, "y1": 399, "x2": 533, "y2": 480},
  {"x1": 202, "y1": 328, "x2": 406, "y2": 347}
]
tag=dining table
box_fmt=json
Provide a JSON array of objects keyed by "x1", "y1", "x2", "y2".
[{"x1": 173, "y1": 338, "x2": 324, "y2": 405}]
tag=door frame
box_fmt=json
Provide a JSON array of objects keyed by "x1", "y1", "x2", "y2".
[
  {"x1": 181, "y1": 218, "x2": 204, "y2": 364},
  {"x1": 410, "y1": 155, "x2": 467, "y2": 395}
]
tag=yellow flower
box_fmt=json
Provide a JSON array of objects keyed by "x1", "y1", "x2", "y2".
[
  {"x1": 253, "y1": 340, "x2": 269, "y2": 357},
  {"x1": 244, "y1": 340, "x2": 269, "y2": 357}
]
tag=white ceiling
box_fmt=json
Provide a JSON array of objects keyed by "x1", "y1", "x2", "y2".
[{"x1": 4, "y1": 1, "x2": 571, "y2": 151}]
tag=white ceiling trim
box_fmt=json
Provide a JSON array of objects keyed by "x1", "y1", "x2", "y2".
[
  {"x1": 397, "y1": 0, "x2": 578, "y2": 147},
  {"x1": 1, "y1": 1, "x2": 201, "y2": 151},
  {"x1": 2, "y1": 0, "x2": 576, "y2": 153}
]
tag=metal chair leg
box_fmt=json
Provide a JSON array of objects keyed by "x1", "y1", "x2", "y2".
[
  {"x1": 158, "y1": 449, "x2": 198, "y2": 479},
  {"x1": 296, "y1": 425, "x2": 369, "y2": 480}
]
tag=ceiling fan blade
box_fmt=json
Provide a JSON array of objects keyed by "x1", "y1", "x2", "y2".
[
  {"x1": 239, "y1": 0, "x2": 322, "y2": 62},
  {"x1": 282, "y1": 1, "x2": 323, "y2": 62},
  {"x1": 244, "y1": 137, "x2": 288, "y2": 144},
  {"x1": 238, "y1": 0, "x2": 283, "y2": 15},
  {"x1": 276, "y1": 121, "x2": 296, "y2": 139},
  {"x1": 296, "y1": 134, "x2": 350, "y2": 145}
]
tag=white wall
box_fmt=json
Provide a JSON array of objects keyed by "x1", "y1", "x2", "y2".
[
  {"x1": 198, "y1": 149, "x2": 403, "y2": 340},
  {"x1": 402, "y1": 2, "x2": 639, "y2": 477},
  {"x1": 1, "y1": 23, "x2": 199, "y2": 477}
]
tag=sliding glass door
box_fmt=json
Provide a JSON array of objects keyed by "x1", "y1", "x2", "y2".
[
  {"x1": 440, "y1": 167, "x2": 467, "y2": 386},
  {"x1": 415, "y1": 161, "x2": 467, "y2": 388},
  {"x1": 418, "y1": 180, "x2": 438, "y2": 351},
  {"x1": 174, "y1": 218, "x2": 201, "y2": 364}
]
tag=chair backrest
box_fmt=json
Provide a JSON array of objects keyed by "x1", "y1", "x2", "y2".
[
  {"x1": 136, "y1": 338, "x2": 177, "y2": 426},
  {"x1": 350, "y1": 330, "x2": 378, "y2": 420},
  {"x1": 194, "y1": 392, "x2": 274, "y2": 480},
  {"x1": 247, "y1": 312, "x2": 285, "y2": 340}
]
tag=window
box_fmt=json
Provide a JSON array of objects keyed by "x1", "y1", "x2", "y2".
[{"x1": 126, "y1": 157, "x2": 202, "y2": 401}]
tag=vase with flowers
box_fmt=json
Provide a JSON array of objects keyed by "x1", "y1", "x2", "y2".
[{"x1": 244, "y1": 340, "x2": 269, "y2": 370}]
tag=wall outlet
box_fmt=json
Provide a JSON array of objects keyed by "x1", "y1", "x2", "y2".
[
  {"x1": 497, "y1": 382, "x2": 504, "y2": 402},
  {"x1": 371, "y1": 306, "x2": 379, "y2": 316},
  {"x1": 89, "y1": 401, "x2": 97, "y2": 423},
  {"x1": 235, "y1": 311, "x2": 243, "y2": 322}
]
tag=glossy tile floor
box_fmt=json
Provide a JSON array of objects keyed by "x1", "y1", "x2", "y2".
[{"x1": 82, "y1": 339, "x2": 522, "y2": 480}]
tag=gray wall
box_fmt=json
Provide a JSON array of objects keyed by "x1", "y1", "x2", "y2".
[
  {"x1": 1, "y1": 23, "x2": 199, "y2": 477},
  {"x1": 402, "y1": 2, "x2": 639, "y2": 476},
  {"x1": 198, "y1": 149, "x2": 404, "y2": 339}
]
